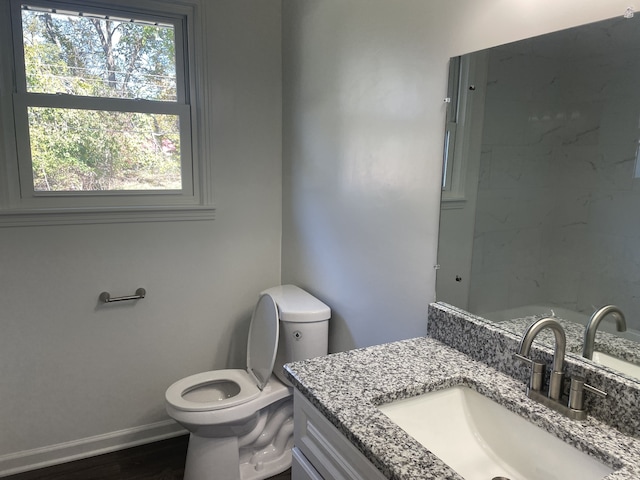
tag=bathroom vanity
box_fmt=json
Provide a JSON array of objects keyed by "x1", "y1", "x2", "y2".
[
  {"x1": 284, "y1": 303, "x2": 640, "y2": 480},
  {"x1": 291, "y1": 390, "x2": 387, "y2": 480}
]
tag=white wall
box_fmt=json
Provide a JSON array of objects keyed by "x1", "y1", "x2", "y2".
[
  {"x1": 281, "y1": 0, "x2": 631, "y2": 353},
  {"x1": 0, "y1": 0, "x2": 282, "y2": 473}
]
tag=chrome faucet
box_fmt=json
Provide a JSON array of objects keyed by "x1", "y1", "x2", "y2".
[
  {"x1": 516, "y1": 317, "x2": 566, "y2": 400},
  {"x1": 582, "y1": 305, "x2": 626, "y2": 360},
  {"x1": 514, "y1": 316, "x2": 606, "y2": 420}
]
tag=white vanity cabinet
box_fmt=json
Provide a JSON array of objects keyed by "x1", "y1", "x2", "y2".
[{"x1": 292, "y1": 390, "x2": 388, "y2": 480}]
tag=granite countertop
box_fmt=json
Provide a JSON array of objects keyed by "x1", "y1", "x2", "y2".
[{"x1": 284, "y1": 336, "x2": 640, "y2": 480}]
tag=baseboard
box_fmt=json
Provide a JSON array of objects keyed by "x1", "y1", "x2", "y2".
[{"x1": 0, "y1": 420, "x2": 187, "y2": 477}]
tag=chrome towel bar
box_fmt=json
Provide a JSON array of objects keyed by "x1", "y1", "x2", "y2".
[{"x1": 99, "y1": 288, "x2": 146, "y2": 303}]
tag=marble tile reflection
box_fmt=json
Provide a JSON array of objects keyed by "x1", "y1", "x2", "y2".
[{"x1": 465, "y1": 17, "x2": 640, "y2": 335}]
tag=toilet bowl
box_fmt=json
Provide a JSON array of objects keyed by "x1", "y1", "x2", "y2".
[{"x1": 165, "y1": 285, "x2": 330, "y2": 480}]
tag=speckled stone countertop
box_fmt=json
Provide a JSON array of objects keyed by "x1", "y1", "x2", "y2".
[{"x1": 284, "y1": 304, "x2": 640, "y2": 480}]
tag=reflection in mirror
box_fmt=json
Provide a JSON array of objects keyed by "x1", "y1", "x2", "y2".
[{"x1": 436, "y1": 13, "x2": 640, "y2": 382}]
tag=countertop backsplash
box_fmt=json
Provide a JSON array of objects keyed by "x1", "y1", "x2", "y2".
[{"x1": 427, "y1": 302, "x2": 640, "y2": 438}]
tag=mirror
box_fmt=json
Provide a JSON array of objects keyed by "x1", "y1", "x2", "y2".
[{"x1": 437, "y1": 12, "x2": 640, "y2": 383}]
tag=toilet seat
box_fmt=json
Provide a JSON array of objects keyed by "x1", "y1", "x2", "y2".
[
  {"x1": 246, "y1": 293, "x2": 280, "y2": 390},
  {"x1": 165, "y1": 293, "x2": 280, "y2": 413},
  {"x1": 165, "y1": 369, "x2": 262, "y2": 412}
]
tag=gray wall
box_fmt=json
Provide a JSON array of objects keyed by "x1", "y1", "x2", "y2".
[{"x1": 281, "y1": 0, "x2": 630, "y2": 353}]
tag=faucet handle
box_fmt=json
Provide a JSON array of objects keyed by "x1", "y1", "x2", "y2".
[
  {"x1": 513, "y1": 353, "x2": 545, "y2": 391},
  {"x1": 568, "y1": 376, "x2": 607, "y2": 411},
  {"x1": 584, "y1": 382, "x2": 607, "y2": 398},
  {"x1": 513, "y1": 352, "x2": 530, "y2": 365},
  {"x1": 513, "y1": 352, "x2": 530, "y2": 364}
]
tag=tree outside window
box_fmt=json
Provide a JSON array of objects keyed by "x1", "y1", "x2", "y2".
[{"x1": 20, "y1": 5, "x2": 183, "y2": 192}]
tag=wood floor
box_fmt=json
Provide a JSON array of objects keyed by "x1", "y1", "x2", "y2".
[{"x1": 4, "y1": 435, "x2": 292, "y2": 480}]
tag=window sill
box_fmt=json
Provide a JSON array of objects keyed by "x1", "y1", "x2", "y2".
[
  {"x1": 441, "y1": 196, "x2": 467, "y2": 210},
  {"x1": 0, "y1": 205, "x2": 215, "y2": 227}
]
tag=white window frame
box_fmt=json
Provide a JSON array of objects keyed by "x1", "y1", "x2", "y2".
[
  {"x1": 442, "y1": 56, "x2": 460, "y2": 195},
  {"x1": 0, "y1": 0, "x2": 213, "y2": 226},
  {"x1": 441, "y1": 54, "x2": 486, "y2": 210}
]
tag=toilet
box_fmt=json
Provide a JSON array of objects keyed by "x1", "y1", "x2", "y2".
[{"x1": 165, "y1": 285, "x2": 330, "y2": 480}]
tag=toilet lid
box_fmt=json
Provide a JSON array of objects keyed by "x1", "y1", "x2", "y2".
[{"x1": 246, "y1": 293, "x2": 279, "y2": 390}]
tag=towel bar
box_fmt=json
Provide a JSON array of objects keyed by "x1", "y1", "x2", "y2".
[{"x1": 99, "y1": 288, "x2": 146, "y2": 303}]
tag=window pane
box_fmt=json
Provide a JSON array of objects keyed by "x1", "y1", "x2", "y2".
[
  {"x1": 21, "y1": 7, "x2": 177, "y2": 101},
  {"x1": 28, "y1": 107, "x2": 182, "y2": 192}
]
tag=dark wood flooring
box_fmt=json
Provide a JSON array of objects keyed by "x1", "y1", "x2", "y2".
[{"x1": 4, "y1": 435, "x2": 292, "y2": 480}]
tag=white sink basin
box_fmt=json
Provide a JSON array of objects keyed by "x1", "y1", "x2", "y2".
[
  {"x1": 592, "y1": 351, "x2": 640, "y2": 380},
  {"x1": 378, "y1": 385, "x2": 613, "y2": 480}
]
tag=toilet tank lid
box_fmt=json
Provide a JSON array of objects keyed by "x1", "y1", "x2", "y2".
[{"x1": 260, "y1": 285, "x2": 331, "y2": 322}]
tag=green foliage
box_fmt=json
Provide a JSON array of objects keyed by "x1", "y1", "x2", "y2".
[{"x1": 22, "y1": 8, "x2": 182, "y2": 192}]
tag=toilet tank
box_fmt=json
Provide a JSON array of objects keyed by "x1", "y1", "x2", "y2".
[{"x1": 261, "y1": 285, "x2": 331, "y2": 385}]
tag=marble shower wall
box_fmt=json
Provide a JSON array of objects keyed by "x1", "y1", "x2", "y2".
[{"x1": 469, "y1": 28, "x2": 640, "y2": 330}]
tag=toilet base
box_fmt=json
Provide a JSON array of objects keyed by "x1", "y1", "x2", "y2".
[
  {"x1": 239, "y1": 449, "x2": 292, "y2": 480},
  {"x1": 183, "y1": 397, "x2": 294, "y2": 480}
]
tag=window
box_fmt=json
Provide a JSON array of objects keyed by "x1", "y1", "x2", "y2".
[
  {"x1": 442, "y1": 56, "x2": 460, "y2": 193},
  {"x1": 441, "y1": 54, "x2": 482, "y2": 209},
  {"x1": 0, "y1": 0, "x2": 212, "y2": 225}
]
